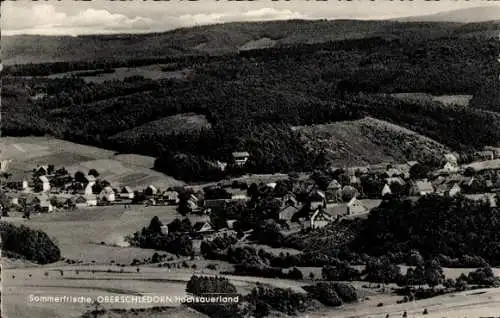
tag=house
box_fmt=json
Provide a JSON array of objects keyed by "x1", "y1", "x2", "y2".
[
  {"x1": 326, "y1": 179, "x2": 341, "y2": 201},
  {"x1": 226, "y1": 219, "x2": 237, "y2": 229},
  {"x1": 232, "y1": 152, "x2": 250, "y2": 167},
  {"x1": 443, "y1": 161, "x2": 460, "y2": 173},
  {"x1": 186, "y1": 198, "x2": 199, "y2": 211},
  {"x1": 36, "y1": 195, "x2": 53, "y2": 213},
  {"x1": 192, "y1": 222, "x2": 215, "y2": 234},
  {"x1": 85, "y1": 175, "x2": 96, "y2": 185},
  {"x1": 36, "y1": 175, "x2": 51, "y2": 193},
  {"x1": 435, "y1": 181, "x2": 461, "y2": 197},
  {"x1": 279, "y1": 205, "x2": 300, "y2": 221},
  {"x1": 309, "y1": 208, "x2": 334, "y2": 229},
  {"x1": 9, "y1": 196, "x2": 19, "y2": 206},
  {"x1": 0, "y1": 159, "x2": 11, "y2": 173},
  {"x1": 120, "y1": 186, "x2": 135, "y2": 199},
  {"x1": 160, "y1": 225, "x2": 169, "y2": 235},
  {"x1": 444, "y1": 153, "x2": 459, "y2": 165},
  {"x1": 325, "y1": 203, "x2": 349, "y2": 219},
  {"x1": 75, "y1": 195, "x2": 97, "y2": 208},
  {"x1": 381, "y1": 184, "x2": 392, "y2": 197},
  {"x1": 484, "y1": 146, "x2": 500, "y2": 159},
  {"x1": 216, "y1": 161, "x2": 228, "y2": 171},
  {"x1": 81, "y1": 181, "x2": 93, "y2": 196},
  {"x1": 282, "y1": 192, "x2": 298, "y2": 207},
  {"x1": 409, "y1": 179, "x2": 434, "y2": 196},
  {"x1": 204, "y1": 199, "x2": 230, "y2": 210},
  {"x1": 99, "y1": 186, "x2": 115, "y2": 202},
  {"x1": 35, "y1": 165, "x2": 49, "y2": 175},
  {"x1": 474, "y1": 150, "x2": 495, "y2": 162},
  {"x1": 386, "y1": 167, "x2": 403, "y2": 178},
  {"x1": 163, "y1": 191, "x2": 179, "y2": 205},
  {"x1": 309, "y1": 190, "x2": 326, "y2": 210},
  {"x1": 231, "y1": 194, "x2": 250, "y2": 202},
  {"x1": 145, "y1": 185, "x2": 158, "y2": 197},
  {"x1": 347, "y1": 197, "x2": 368, "y2": 215}
]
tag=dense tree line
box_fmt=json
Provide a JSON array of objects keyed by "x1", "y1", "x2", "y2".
[
  {"x1": 352, "y1": 195, "x2": 500, "y2": 265},
  {"x1": 0, "y1": 222, "x2": 61, "y2": 264},
  {"x1": 3, "y1": 35, "x2": 499, "y2": 181}
]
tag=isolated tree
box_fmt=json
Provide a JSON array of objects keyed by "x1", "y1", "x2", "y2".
[
  {"x1": 424, "y1": 259, "x2": 445, "y2": 289},
  {"x1": 148, "y1": 216, "x2": 163, "y2": 234},
  {"x1": 464, "y1": 167, "x2": 476, "y2": 177},
  {"x1": 74, "y1": 171, "x2": 86, "y2": 183},
  {"x1": 88, "y1": 169, "x2": 99, "y2": 178}
]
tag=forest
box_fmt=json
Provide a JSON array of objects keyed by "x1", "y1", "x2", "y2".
[{"x1": 2, "y1": 33, "x2": 499, "y2": 182}]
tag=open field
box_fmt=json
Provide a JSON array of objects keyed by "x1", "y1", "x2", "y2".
[
  {"x1": 293, "y1": 117, "x2": 450, "y2": 166},
  {"x1": 391, "y1": 93, "x2": 473, "y2": 107},
  {"x1": 46, "y1": 65, "x2": 191, "y2": 83},
  {"x1": 110, "y1": 113, "x2": 211, "y2": 142},
  {"x1": 1, "y1": 205, "x2": 207, "y2": 265},
  {"x1": 3, "y1": 204, "x2": 500, "y2": 318},
  {"x1": 0, "y1": 136, "x2": 184, "y2": 190}
]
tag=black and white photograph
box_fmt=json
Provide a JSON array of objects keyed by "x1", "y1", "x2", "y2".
[{"x1": 1, "y1": 0, "x2": 500, "y2": 317}]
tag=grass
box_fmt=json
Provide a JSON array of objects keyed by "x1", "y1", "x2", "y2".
[
  {"x1": 1, "y1": 136, "x2": 184, "y2": 190},
  {"x1": 110, "y1": 113, "x2": 211, "y2": 142},
  {"x1": 47, "y1": 65, "x2": 191, "y2": 83},
  {"x1": 391, "y1": 92, "x2": 473, "y2": 107},
  {"x1": 293, "y1": 117, "x2": 449, "y2": 166}
]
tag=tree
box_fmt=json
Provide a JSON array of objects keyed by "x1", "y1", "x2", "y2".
[
  {"x1": 424, "y1": 259, "x2": 445, "y2": 288},
  {"x1": 409, "y1": 163, "x2": 431, "y2": 180},
  {"x1": 88, "y1": 169, "x2": 99, "y2": 177},
  {"x1": 74, "y1": 171, "x2": 86, "y2": 183},
  {"x1": 464, "y1": 167, "x2": 476, "y2": 177},
  {"x1": 148, "y1": 216, "x2": 163, "y2": 234}
]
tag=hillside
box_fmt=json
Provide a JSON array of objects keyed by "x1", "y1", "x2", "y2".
[
  {"x1": 0, "y1": 137, "x2": 184, "y2": 190},
  {"x1": 2, "y1": 20, "x2": 499, "y2": 182},
  {"x1": 2, "y1": 19, "x2": 496, "y2": 66},
  {"x1": 398, "y1": 6, "x2": 500, "y2": 23},
  {"x1": 293, "y1": 117, "x2": 450, "y2": 166}
]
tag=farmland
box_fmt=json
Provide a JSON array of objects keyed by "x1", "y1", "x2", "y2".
[{"x1": 0, "y1": 136, "x2": 183, "y2": 190}]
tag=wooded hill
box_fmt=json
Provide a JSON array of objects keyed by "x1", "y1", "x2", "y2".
[{"x1": 2, "y1": 20, "x2": 499, "y2": 181}]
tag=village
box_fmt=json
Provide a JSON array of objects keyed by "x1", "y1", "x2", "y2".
[{"x1": 1, "y1": 145, "x2": 500, "y2": 241}]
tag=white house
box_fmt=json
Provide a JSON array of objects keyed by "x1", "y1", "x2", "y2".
[
  {"x1": 160, "y1": 225, "x2": 169, "y2": 235},
  {"x1": 39, "y1": 176, "x2": 51, "y2": 193},
  {"x1": 232, "y1": 152, "x2": 250, "y2": 167},
  {"x1": 409, "y1": 179, "x2": 434, "y2": 196},
  {"x1": 74, "y1": 195, "x2": 96, "y2": 208},
  {"x1": 120, "y1": 186, "x2": 135, "y2": 199},
  {"x1": 347, "y1": 197, "x2": 368, "y2": 215},
  {"x1": 309, "y1": 208, "x2": 333, "y2": 229},
  {"x1": 84, "y1": 183, "x2": 94, "y2": 196},
  {"x1": 0, "y1": 159, "x2": 11, "y2": 173},
  {"x1": 163, "y1": 191, "x2": 179, "y2": 205},
  {"x1": 382, "y1": 184, "x2": 392, "y2": 197},
  {"x1": 37, "y1": 196, "x2": 53, "y2": 213},
  {"x1": 99, "y1": 186, "x2": 115, "y2": 202},
  {"x1": 145, "y1": 185, "x2": 158, "y2": 196}
]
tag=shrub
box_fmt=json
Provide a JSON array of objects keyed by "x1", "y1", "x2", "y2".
[
  {"x1": 287, "y1": 267, "x2": 303, "y2": 280},
  {"x1": 304, "y1": 282, "x2": 342, "y2": 307},
  {"x1": 0, "y1": 222, "x2": 61, "y2": 264},
  {"x1": 467, "y1": 266, "x2": 499, "y2": 286},
  {"x1": 334, "y1": 283, "x2": 358, "y2": 303}
]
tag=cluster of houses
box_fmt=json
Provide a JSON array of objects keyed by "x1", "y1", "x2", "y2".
[{"x1": 2, "y1": 147, "x2": 500, "y2": 234}]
